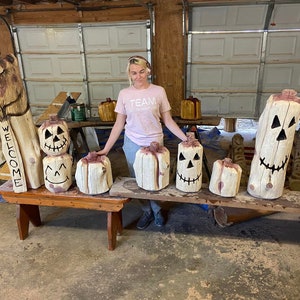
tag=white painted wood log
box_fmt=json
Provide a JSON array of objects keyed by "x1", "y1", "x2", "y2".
[
  {"x1": 75, "y1": 152, "x2": 113, "y2": 195},
  {"x1": 209, "y1": 158, "x2": 242, "y2": 197},
  {"x1": 0, "y1": 119, "x2": 27, "y2": 192},
  {"x1": 247, "y1": 89, "x2": 300, "y2": 199},
  {"x1": 176, "y1": 133, "x2": 203, "y2": 192},
  {"x1": 43, "y1": 154, "x2": 73, "y2": 193},
  {"x1": 133, "y1": 142, "x2": 170, "y2": 191},
  {"x1": 10, "y1": 110, "x2": 44, "y2": 189}
]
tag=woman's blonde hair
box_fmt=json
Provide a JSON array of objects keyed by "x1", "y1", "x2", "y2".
[{"x1": 127, "y1": 55, "x2": 151, "y2": 85}]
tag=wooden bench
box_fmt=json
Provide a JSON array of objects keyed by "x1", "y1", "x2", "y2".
[
  {"x1": 0, "y1": 180, "x2": 130, "y2": 250},
  {"x1": 110, "y1": 177, "x2": 300, "y2": 214}
]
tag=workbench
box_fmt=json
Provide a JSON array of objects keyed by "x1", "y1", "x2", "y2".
[
  {"x1": 0, "y1": 180, "x2": 130, "y2": 250},
  {"x1": 110, "y1": 177, "x2": 300, "y2": 214}
]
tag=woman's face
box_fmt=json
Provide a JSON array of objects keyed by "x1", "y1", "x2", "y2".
[{"x1": 129, "y1": 63, "x2": 149, "y2": 89}]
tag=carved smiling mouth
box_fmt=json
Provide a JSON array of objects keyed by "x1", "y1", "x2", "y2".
[
  {"x1": 43, "y1": 137, "x2": 68, "y2": 152},
  {"x1": 45, "y1": 176, "x2": 69, "y2": 184},
  {"x1": 259, "y1": 155, "x2": 288, "y2": 174},
  {"x1": 176, "y1": 171, "x2": 201, "y2": 185}
]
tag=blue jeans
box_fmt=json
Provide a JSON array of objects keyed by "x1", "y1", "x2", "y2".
[{"x1": 122, "y1": 135, "x2": 162, "y2": 214}]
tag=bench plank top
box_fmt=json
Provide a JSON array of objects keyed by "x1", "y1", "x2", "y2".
[
  {"x1": 110, "y1": 177, "x2": 300, "y2": 214},
  {"x1": 0, "y1": 180, "x2": 130, "y2": 212}
]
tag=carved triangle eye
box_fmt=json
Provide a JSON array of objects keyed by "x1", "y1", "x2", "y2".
[
  {"x1": 179, "y1": 153, "x2": 186, "y2": 160},
  {"x1": 288, "y1": 116, "x2": 296, "y2": 128},
  {"x1": 45, "y1": 129, "x2": 52, "y2": 139},
  {"x1": 194, "y1": 153, "x2": 200, "y2": 160},
  {"x1": 271, "y1": 115, "x2": 281, "y2": 129},
  {"x1": 57, "y1": 126, "x2": 64, "y2": 134}
]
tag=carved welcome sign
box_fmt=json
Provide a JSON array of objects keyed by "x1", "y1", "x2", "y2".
[{"x1": 0, "y1": 120, "x2": 27, "y2": 192}]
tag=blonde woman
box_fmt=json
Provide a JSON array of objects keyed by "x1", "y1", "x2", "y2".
[{"x1": 97, "y1": 55, "x2": 187, "y2": 229}]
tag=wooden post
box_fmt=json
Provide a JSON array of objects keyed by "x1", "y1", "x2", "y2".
[{"x1": 224, "y1": 118, "x2": 237, "y2": 132}]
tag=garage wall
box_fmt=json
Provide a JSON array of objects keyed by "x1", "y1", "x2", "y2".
[
  {"x1": 187, "y1": 2, "x2": 300, "y2": 118},
  {"x1": 13, "y1": 21, "x2": 150, "y2": 117}
]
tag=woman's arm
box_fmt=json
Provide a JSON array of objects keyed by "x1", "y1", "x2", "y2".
[
  {"x1": 97, "y1": 113, "x2": 127, "y2": 156},
  {"x1": 161, "y1": 111, "x2": 187, "y2": 142}
]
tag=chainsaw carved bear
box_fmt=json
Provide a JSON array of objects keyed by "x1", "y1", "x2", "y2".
[{"x1": 0, "y1": 54, "x2": 43, "y2": 192}]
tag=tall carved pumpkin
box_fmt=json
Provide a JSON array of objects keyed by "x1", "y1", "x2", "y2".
[
  {"x1": 176, "y1": 134, "x2": 203, "y2": 192},
  {"x1": 75, "y1": 152, "x2": 113, "y2": 195},
  {"x1": 38, "y1": 115, "x2": 72, "y2": 193},
  {"x1": 133, "y1": 142, "x2": 170, "y2": 191},
  {"x1": 247, "y1": 89, "x2": 300, "y2": 199}
]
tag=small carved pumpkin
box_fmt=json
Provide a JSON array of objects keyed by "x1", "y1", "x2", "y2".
[
  {"x1": 176, "y1": 134, "x2": 203, "y2": 192},
  {"x1": 43, "y1": 153, "x2": 73, "y2": 193},
  {"x1": 75, "y1": 152, "x2": 113, "y2": 195},
  {"x1": 180, "y1": 96, "x2": 202, "y2": 120},
  {"x1": 209, "y1": 157, "x2": 242, "y2": 197},
  {"x1": 133, "y1": 142, "x2": 170, "y2": 191},
  {"x1": 38, "y1": 114, "x2": 70, "y2": 156},
  {"x1": 98, "y1": 98, "x2": 117, "y2": 122},
  {"x1": 247, "y1": 89, "x2": 300, "y2": 199}
]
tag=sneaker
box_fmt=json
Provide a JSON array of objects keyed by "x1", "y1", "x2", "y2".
[
  {"x1": 136, "y1": 211, "x2": 154, "y2": 230},
  {"x1": 154, "y1": 211, "x2": 165, "y2": 227}
]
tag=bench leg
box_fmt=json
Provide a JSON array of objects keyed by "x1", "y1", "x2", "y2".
[
  {"x1": 16, "y1": 204, "x2": 42, "y2": 240},
  {"x1": 107, "y1": 211, "x2": 123, "y2": 251}
]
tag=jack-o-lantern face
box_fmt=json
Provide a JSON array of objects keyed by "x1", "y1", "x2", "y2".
[
  {"x1": 248, "y1": 89, "x2": 300, "y2": 199},
  {"x1": 38, "y1": 115, "x2": 70, "y2": 156},
  {"x1": 43, "y1": 154, "x2": 73, "y2": 193},
  {"x1": 176, "y1": 136, "x2": 203, "y2": 192}
]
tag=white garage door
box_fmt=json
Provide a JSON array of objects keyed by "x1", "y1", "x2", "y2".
[
  {"x1": 187, "y1": 2, "x2": 300, "y2": 118},
  {"x1": 13, "y1": 21, "x2": 150, "y2": 117}
]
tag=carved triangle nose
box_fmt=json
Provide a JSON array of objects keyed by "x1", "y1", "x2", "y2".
[{"x1": 277, "y1": 129, "x2": 287, "y2": 141}]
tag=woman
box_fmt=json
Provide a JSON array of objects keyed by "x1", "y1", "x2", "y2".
[{"x1": 97, "y1": 55, "x2": 187, "y2": 229}]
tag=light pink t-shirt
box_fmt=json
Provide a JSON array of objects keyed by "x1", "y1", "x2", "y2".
[{"x1": 115, "y1": 83, "x2": 171, "y2": 146}]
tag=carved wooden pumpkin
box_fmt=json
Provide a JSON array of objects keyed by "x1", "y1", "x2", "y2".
[
  {"x1": 180, "y1": 96, "x2": 202, "y2": 120},
  {"x1": 98, "y1": 98, "x2": 117, "y2": 122},
  {"x1": 176, "y1": 135, "x2": 203, "y2": 192},
  {"x1": 43, "y1": 154, "x2": 73, "y2": 193},
  {"x1": 75, "y1": 152, "x2": 113, "y2": 194},
  {"x1": 209, "y1": 158, "x2": 242, "y2": 197},
  {"x1": 38, "y1": 115, "x2": 70, "y2": 156},
  {"x1": 247, "y1": 89, "x2": 300, "y2": 199},
  {"x1": 133, "y1": 142, "x2": 170, "y2": 191}
]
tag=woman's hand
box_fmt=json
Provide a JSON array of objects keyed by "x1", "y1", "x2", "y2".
[{"x1": 97, "y1": 149, "x2": 108, "y2": 156}]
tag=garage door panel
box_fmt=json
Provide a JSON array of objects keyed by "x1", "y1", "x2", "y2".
[
  {"x1": 27, "y1": 82, "x2": 85, "y2": 105},
  {"x1": 22, "y1": 54, "x2": 83, "y2": 79},
  {"x1": 18, "y1": 27, "x2": 80, "y2": 52},
  {"x1": 227, "y1": 94, "x2": 256, "y2": 116},
  {"x1": 83, "y1": 25, "x2": 147, "y2": 51},
  {"x1": 192, "y1": 5, "x2": 267, "y2": 31},
  {"x1": 115, "y1": 26, "x2": 147, "y2": 49},
  {"x1": 89, "y1": 82, "x2": 128, "y2": 103},
  {"x1": 191, "y1": 66, "x2": 224, "y2": 89},
  {"x1": 192, "y1": 34, "x2": 262, "y2": 63},
  {"x1": 194, "y1": 93, "x2": 222, "y2": 115},
  {"x1": 266, "y1": 32, "x2": 300, "y2": 61},
  {"x1": 271, "y1": 4, "x2": 300, "y2": 29},
  {"x1": 191, "y1": 65, "x2": 258, "y2": 91},
  {"x1": 87, "y1": 52, "x2": 147, "y2": 79},
  {"x1": 229, "y1": 66, "x2": 258, "y2": 89},
  {"x1": 263, "y1": 64, "x2": 300, "y2": 91}
]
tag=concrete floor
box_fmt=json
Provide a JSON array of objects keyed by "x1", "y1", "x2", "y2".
[{"x1": 0, "y1": 122, "x2": 299, "y2": 300}]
